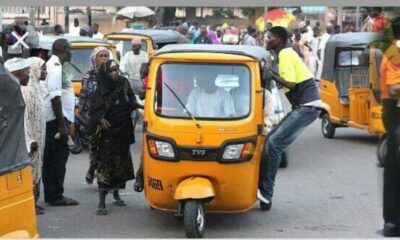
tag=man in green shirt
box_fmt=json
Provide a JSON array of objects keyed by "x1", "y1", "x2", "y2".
[{"x1": 257, "y1": 26, "x2": 323, "y2": 210}]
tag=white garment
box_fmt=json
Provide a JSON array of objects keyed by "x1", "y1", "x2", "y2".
[
  {"x1": 308, "y1": 36, "x2": 320, "y2": 76},
  {"x1": 244, "y1": 35, "x2": 258, "y2": 46},
  {"x1": 186, "y1": 87, "x2": 236, "y2": 118},
  {"x1": 120, "y1": 50, "x2": 149, "y2": 80},
  {"x1": 92, "y1": 32, "x2": 104, "y2": 39},
  {"x1": 300, "y1": 31, "x2": 317, "y2": 77},
  {"x1": 315, "y1": 33, "x2": 331, "y2": 80},
  {"x1": 20, "y1": 58, "x2": 46, "y2": 184},
  {"x1": 41, "y1": 55, "x2": 75, "y2": 123},
  {"x1": 69, "y1": 25, "x2": 80, "y2": 36}
]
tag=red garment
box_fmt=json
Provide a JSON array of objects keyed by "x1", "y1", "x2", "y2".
[
  {"x1": 372, "y1": 16, "x2": 388, "y2": 33},
  {"x1": 143, "y1": 76, "x2": 149, "y2": 88}
]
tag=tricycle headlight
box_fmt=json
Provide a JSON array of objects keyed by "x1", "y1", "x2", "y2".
[
  {"x1": 221, "y1": 141, "x2": 255, "y2": 162},
  {"x1": 222, "y1": 144, "x2": 244, "y2": 160},
  {"x1": 147, "y1": 136, "x2": 177, "y2": 161},
  {"x1": 155, "y1": 141, "x2": 175, "y2": 158}
]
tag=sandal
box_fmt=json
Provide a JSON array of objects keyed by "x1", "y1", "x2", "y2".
[
  {"x1": 35, "y1": 205, "x2": 45, "y2": 215},
  {"x1": 113, "y1": 199, "x2": 127, "y2": 206},
  {"x1": 85, "y1": 173, "x2": 94, "y2": 184},
  {"x1": 96, "y1": 208, "x2": 107, "y2": 215},
  {"x1": 134, "y1": 179, "x2": 144, "y2": 192}
]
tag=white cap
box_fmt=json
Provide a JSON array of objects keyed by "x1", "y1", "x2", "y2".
[
  {"x1": 298, "y1": 21, "x2": 306, "y2": 28},
  {"x1": 4, "y1": 58, "x2": 30, "y2": 73}
]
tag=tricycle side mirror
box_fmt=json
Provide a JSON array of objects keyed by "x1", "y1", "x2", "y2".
[{"x1": 140, "y1": 62, "x2": 149, "y2": 79}]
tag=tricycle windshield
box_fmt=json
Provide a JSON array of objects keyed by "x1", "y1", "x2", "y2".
[{"x1": 154, "y1": 63, "x2": 251, "y2": 120}]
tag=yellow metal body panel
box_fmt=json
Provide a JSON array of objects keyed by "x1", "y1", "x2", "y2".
[
  {"x1": 0, "y1": 166, "x2": 38, "y2": 238},
  {"x1": 143, "y1": 53, "x2": 264, "y2": 213},
  {"x1": 320, "y1": 79, "x2": 349, "y2": 123},
  {"x1": 174, "y1": 177, "x2": 215, "y2": 200}
]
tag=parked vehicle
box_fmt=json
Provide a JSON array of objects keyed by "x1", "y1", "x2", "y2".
[{"x1": 0, "y1": 63, "x2": 38, "y2": 238}]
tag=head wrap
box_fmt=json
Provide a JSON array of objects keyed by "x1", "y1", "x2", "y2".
[
  {"x1": 88, "y1": 46, "x2": 109, "y2": 71},
  {"x1": 27, "y1": 57, "x2": 45, "y2": 81},
  {"x1": 98, "y1": 60, "x2": 120, "y2": 96},
  {"x1": 4, "y1": 57, "x2": 30, "y2": 73}
]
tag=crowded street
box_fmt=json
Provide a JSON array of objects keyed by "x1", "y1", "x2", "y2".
[
  {"x1": 1, "y1": 5, "x2": 400, "y2": 238},
  {"x1": 37, "y1": 118, "x2": 383, "y2": 238}
]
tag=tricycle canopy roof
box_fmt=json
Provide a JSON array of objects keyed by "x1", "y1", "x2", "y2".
[
  {"x1": 105, "y1": 29, "x2": 185, "y2": 44},
  {"x1": 154, "y1": 44, "x2": 271, "y2": 62},
  {"x1": 36, "y1": 35, "x2": 115, "y2": 51},
  {"x1": 321, "y1": 32, "x2": 382, "y2": 82}
]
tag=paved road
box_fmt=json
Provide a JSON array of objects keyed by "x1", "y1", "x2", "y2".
[{"x1": 37, "y1": 118, "x2": 384, "y2": 238}]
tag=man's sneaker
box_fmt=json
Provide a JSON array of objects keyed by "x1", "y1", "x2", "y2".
[{"x1": 257, "y1": 190, "x2": 272, "y2": 211}]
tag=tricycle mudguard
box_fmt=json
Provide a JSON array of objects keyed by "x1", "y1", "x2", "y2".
[{"x1": 174, "y1": 177, "x2": 215, "y2": 200}]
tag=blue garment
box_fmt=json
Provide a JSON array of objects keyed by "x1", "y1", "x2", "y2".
[
  {"x1": 285, "y1": 78, "x2": 320, "y2": 108},
  {"x1": 258, "y1": 106, "x2": 320, "y2": 199}
]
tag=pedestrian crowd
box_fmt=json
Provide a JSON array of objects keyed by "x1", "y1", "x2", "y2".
[{"x1": 1, "y1": 9, "x2": 400, "y2": 238}]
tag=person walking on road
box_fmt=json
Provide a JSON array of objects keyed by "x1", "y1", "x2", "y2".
[
  {"x1": 87, "y1": 60, "x2": 141, "y2": 215},
  {"x1": 79, "y1": 47, "x2": 110, "y2": 184},
  {"x1": 257, "y1": 26, "x2": 323, "y2": 210},
  {"x1": 380, "y1": 16, "x2": 400, "y2": 237},
  {"x1": 41, "y1": 39, "x2": 79, "y2": 206}
]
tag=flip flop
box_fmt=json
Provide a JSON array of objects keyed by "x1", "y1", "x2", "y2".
[
  {"x1": 113, "y1": 199, "x2": 127, "y2": 206},
  {"x1": 134, "y1": 181, "x2": 144, "y2": 193},
  {"x1": 35, "y1": 205, "x2": 45, "y2": 215},
  {"x1": 96, "y1": 208, "x2": 107, "y2": 215}
]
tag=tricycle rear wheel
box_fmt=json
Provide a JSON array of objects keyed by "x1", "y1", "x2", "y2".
[
  {"x1": 184, "y1": 200, "x2": 205, "y2": 238},
  {"x1": 377, "y1": 135, "x2": 387, "y2": 167}
]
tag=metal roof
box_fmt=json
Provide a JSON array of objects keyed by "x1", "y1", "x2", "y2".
[
  {"x1": 154, "y1": 44, "x2": 271, "y2": 62},
  {"x1": 105, "y1": 29, "x2": 185, "y2": 44},
  {"x1": 321, "y1": 32, "x2": 382, "y2": 82}
]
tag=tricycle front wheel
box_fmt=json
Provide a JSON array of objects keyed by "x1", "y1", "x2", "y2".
[{"x1": 184, "y1": 200, "x2": 206, "y2": 238}]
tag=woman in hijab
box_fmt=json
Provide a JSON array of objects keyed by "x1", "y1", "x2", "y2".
[
  {"x1": 88, "y1": 60, "x2": 142, "y2": 215},
  {"x1": 20, "y1": 57, "x2": 48, "y2": 215},
  {"x1": 78, "y1": 47, "x2": 110, "y2": 184},
  {"x1": 185, "y1": 30, "x2": 196, "y2": 44}
]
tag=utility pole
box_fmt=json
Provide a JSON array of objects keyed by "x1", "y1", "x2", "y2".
[
  {"x1": 0, "y1": 8, "x2": 3, "y2": 32},
  {"x1": 64, "y1": 6, "x2": 70, "y2": 33},
  {"x1": 264, "y1": 6, "x2": 268, "y2": 23},
  {"x1": 355, "y1": 6, "x2": 360, "y2": 31},
  {"x1": 337, "y1": 6, "x2": 343, "y2": 30},
  {"x1": 29, "y1": 7, "x2": 36, "y2": 26},
  {"x1": 87, "y1": 6, "x2": 92, "y2": 26}
]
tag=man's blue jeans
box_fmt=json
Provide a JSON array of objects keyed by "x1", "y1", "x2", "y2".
[{"x1": 259, "y1": 106, "x2": 320, "y2": 199}]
